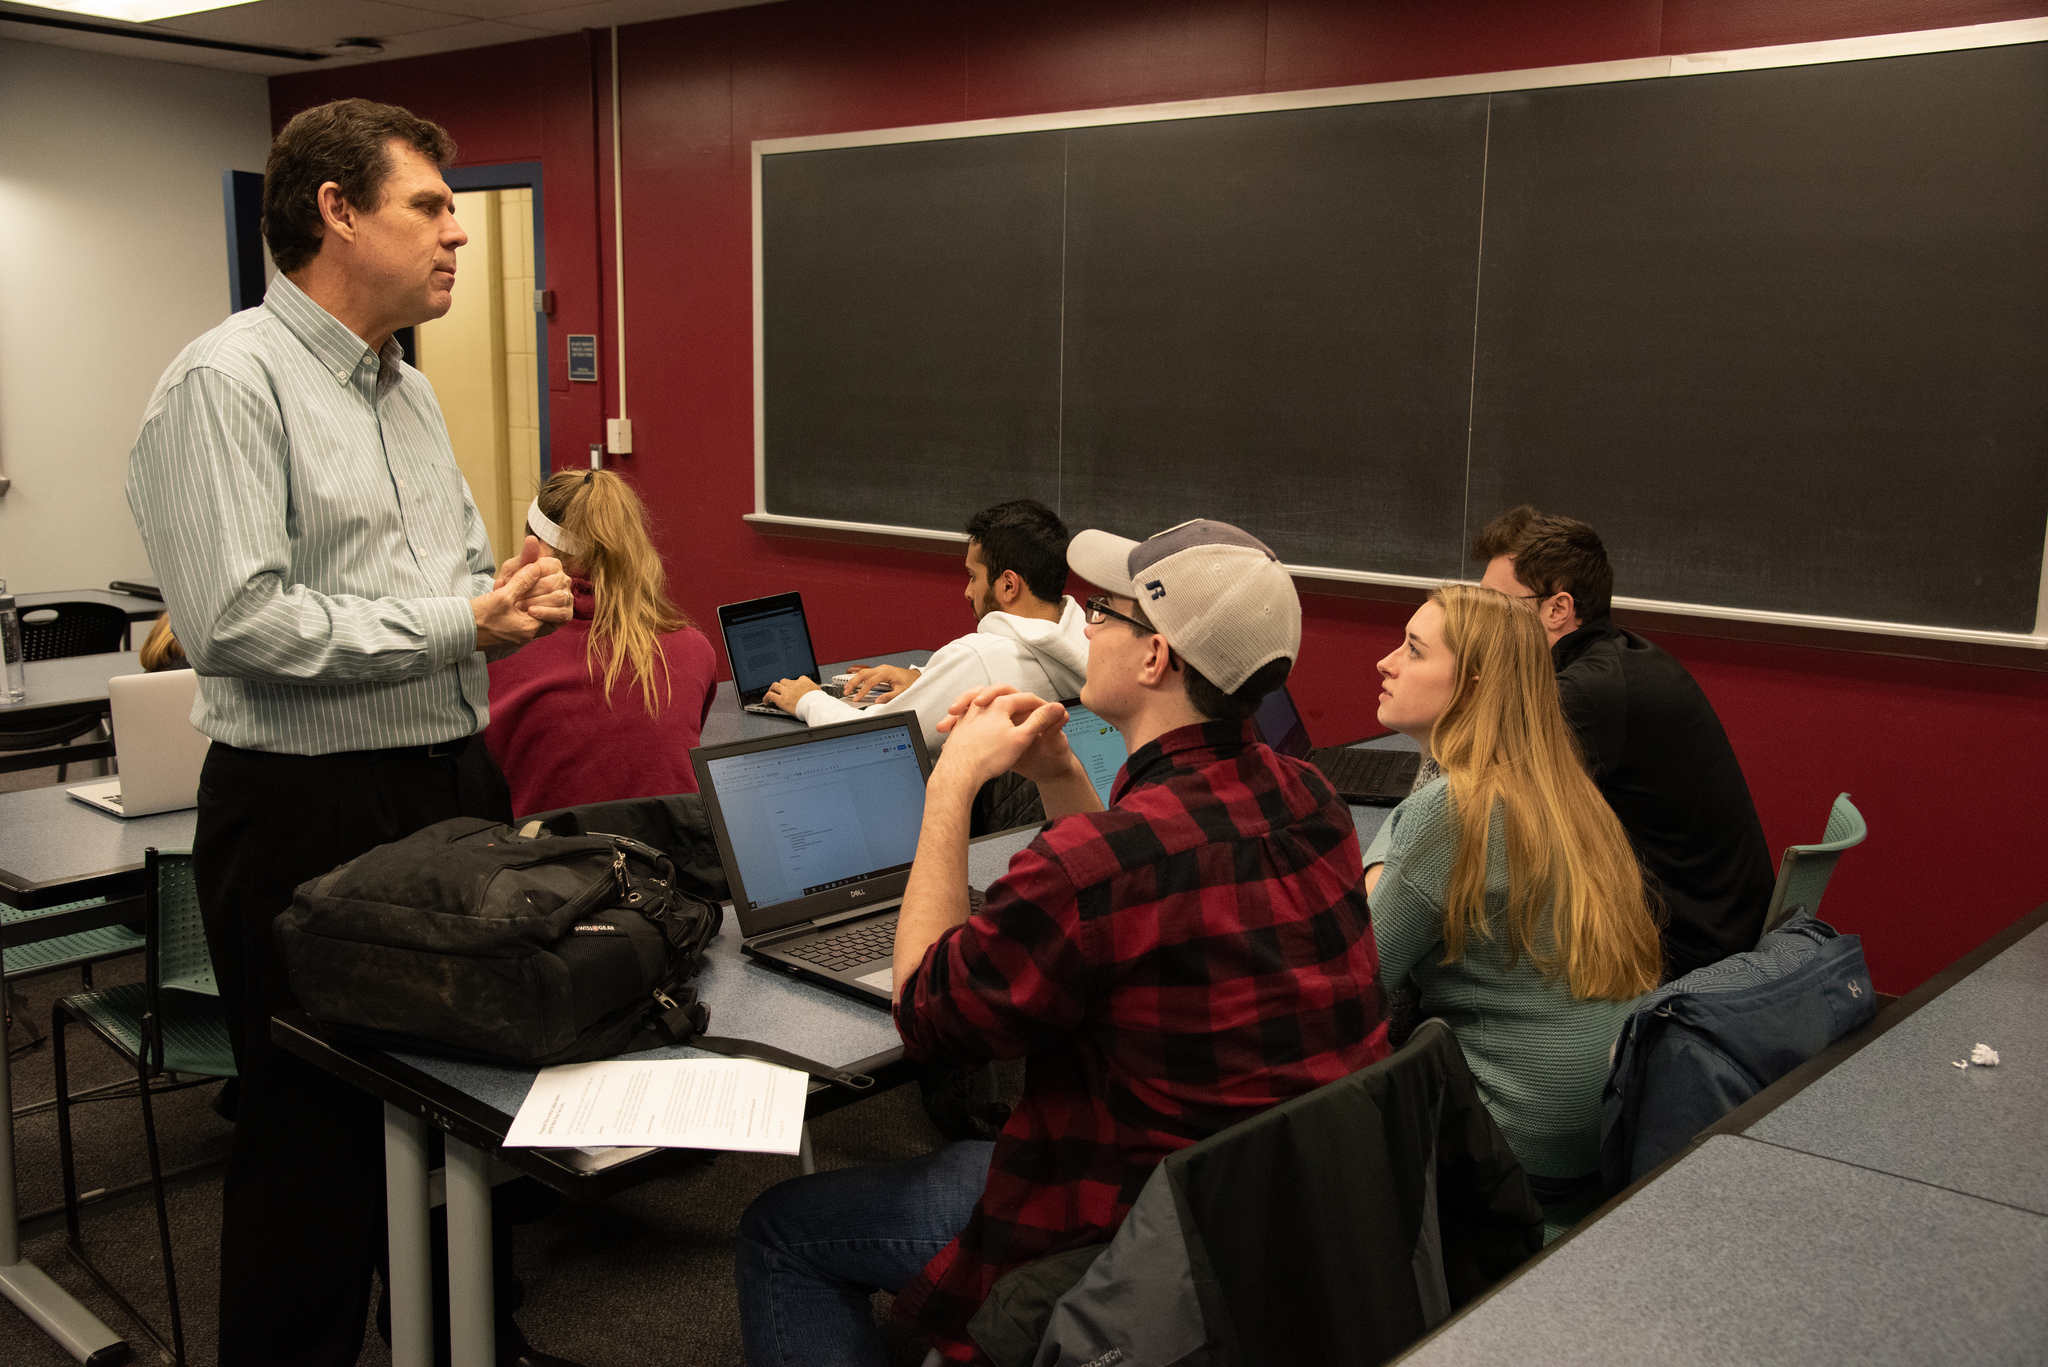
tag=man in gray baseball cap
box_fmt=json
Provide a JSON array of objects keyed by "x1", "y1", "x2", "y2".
[{"x1": 735, "y1": 520, "x2": 1389, "y2": 1364}]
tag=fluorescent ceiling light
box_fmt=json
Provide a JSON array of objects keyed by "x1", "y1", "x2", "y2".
[{"x1": 12, "y1": 0, "x2": 261, "y2": 22}]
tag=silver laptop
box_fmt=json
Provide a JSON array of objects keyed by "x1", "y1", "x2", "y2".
[
  {"x1": 67, "y1": 669, "x2": 210, "y2": 817},
  {"x1": 691, "y1": 714, "x2": 938, "y2": 1007}
]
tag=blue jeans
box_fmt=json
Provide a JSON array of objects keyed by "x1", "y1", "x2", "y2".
[{"x1": 736, "y1": 1141, "x2": 995, "y2": 1367}]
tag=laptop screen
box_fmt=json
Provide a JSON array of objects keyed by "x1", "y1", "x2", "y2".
[
  {"x1": 719, "y1": 594, "x2": 820, "y2": 697},
  {"x1": 1250, "y1": 684, "x2": 1313, "y2": 760},
  {"x1": 1061, "y1": 701, "x2": 1128, "y2": 807},
  {"x1": 701, "y1": 720, "x2": 927, "y2": 914}
]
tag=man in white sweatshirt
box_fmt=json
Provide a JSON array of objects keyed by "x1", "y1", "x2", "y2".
[{"x1": 763, "y1": 499, "x2": 1089, "y2": 750}]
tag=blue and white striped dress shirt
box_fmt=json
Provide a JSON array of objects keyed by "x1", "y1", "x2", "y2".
[{"x1": 127, "y1": 274, "x2": 498, "y2": 755}]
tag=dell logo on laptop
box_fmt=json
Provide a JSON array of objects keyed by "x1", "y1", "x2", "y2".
[{"x1": 849, "y1": 888, "x2": 865, "y2": 897}]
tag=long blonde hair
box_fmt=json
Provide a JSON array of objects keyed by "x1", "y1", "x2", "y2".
[
  {"x1": 534, "y1": 470, "x2": 689, "y2": 712},
  {"x1": 1428, "y1": 584, "x2": 1662, "y2": 1001}
]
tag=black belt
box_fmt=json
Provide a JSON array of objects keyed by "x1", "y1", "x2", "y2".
[
  {"x1": 210, "y1": 735, "x2": 476, "y2": 765},
  {"x1": 358, "y1": 734, "x2": 475, "y2": 762}
]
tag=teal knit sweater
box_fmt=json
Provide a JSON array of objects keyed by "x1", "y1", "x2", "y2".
[{"x1": 1363, "y1": 777, "x2": 1631, "y2": 1179}]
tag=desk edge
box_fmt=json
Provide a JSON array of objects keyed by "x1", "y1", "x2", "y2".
[{"x1": 1390, "y1": 900, "x2": 2048, "y2": 1361}]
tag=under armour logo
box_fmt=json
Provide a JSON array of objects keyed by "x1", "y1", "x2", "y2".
[
  {"x1": 1144, "y1": 579, "x2": 1165, "y2": 601},
  {"x1": 1847, "y1": 980, "x2": 1863, "y2": 997}
]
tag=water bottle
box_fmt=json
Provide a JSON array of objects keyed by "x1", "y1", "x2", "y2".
[{"x1": 0, "y1": 578, "x2": 24, "y2": 706}]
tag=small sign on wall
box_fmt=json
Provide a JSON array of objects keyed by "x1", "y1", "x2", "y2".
[{"x1": 566, "y1": 335, "x2": 598, "y2": 383}]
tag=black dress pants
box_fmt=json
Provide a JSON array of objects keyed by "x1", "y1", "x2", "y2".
[{"x1": 194, "y1": 737, "x2": 523, "y2": 1367}]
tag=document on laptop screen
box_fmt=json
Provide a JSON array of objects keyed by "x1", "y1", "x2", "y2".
[
  {"x1": 727, "y1": 604, "x2": 814, "y2": 694},
  {"x1": 707, "y1": 725, "x2": 927, "y2": 910}
]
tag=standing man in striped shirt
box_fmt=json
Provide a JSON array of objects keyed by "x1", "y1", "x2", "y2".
[{"x1": 128, "y1": 100, "x2": 576, "y2": 1367}]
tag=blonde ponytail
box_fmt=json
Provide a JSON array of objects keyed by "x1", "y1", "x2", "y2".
[
  {"x1": 534, "y1": 470, "x2": 689, "y2": 712},
  {"x1": 1427, "y1": 584, "x2": 1663, "y2": 1001}
]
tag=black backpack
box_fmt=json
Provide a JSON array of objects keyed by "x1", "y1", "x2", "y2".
[{"x1": 276, "y1": 816, "x2": 720, "y2": 1067}]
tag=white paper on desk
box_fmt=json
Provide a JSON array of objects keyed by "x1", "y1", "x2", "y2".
[{"x1": 504, "y1": 1059, "x2": 806, "y2": 1155}]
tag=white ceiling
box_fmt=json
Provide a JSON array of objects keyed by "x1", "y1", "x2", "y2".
[{"x1": 0, "y1": 0, "x2": 779, "y2": 76}]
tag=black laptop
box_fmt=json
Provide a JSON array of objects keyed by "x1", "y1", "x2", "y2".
[
  {"x1": 690, "y1": 714, "x2": 945, "y2": 1006},
  {"x1": 1252, "y1": 684, "x2": 1421, "y2": 805},
  {"x1": 716, "y1": 591, "x2": 847, "y2": 718}
]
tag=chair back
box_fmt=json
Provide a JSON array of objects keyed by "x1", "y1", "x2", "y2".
[
  {"x1": 147, "y1": 849, "x2": 219, "y2": 997},
  {"x1": 993, "y1": 1019, "x2": 1542, "y2": 1367},
  {"x1": 20, "y1": 600, "x2": 131, "y2": 660},
  {"x1": 1758, "y1": 793, "x2": 1867, "y2": 940}
]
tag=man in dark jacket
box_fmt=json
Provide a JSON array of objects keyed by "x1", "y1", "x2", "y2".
[{"x1": 1474, "y1": 506, "x2": 1775, "y2": 979}]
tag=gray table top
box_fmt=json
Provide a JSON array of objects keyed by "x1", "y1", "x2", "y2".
[
  {"x1": 1745, "y1": 918, "x2": 2048, "y2": 1216},
  {"x1": 397, "y1": 823, "x2": 1044, "y2": 1118},
  {"x1": 1403, "y1": 1133, "x2": 2048, "y2": 1367},
  {"x1": 6, "y1": 650, "x2": 144, "y2": 718},
  {"x1": 697, "y1": 650, "x2": 930, "y2": 750},
  {"x1": 0, "y1": 780, "x2": 196, "y2": 907},
  {"x1": 16, "y1": 588, "x2": 164, "y2": 622},
  {"x1": 379, "y1": 734, "x2": 1404, "y2": 1126}
]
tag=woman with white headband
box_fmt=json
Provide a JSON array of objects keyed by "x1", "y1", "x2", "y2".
[{"x1": 484, "y1": 469, "x2": 716, "y2": 815}]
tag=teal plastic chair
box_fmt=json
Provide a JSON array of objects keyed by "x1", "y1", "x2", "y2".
[
  {"x1": 52, "y1": 848, "x2": 236, "y2": 1366},
  {"x1": 1758, "y1": 793, "x2": 1867, "y2": 940},
  {"x1": 3, "y1": 897, "x2": 146, "y2": 1049}
]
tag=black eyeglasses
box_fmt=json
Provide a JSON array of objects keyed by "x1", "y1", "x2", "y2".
[{"x1": 1084, "y1": 595, "x2": 1154, "y2": 633}]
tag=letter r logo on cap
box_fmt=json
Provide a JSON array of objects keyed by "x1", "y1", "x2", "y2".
[{"x1": 1145, "y1": 580, "x2": 1165, "y2": 600}]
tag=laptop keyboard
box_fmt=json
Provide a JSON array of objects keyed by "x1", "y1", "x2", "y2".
[
  {"x1": 785, "y1": 915, "x2": 899, "y2": 971},
  {"x1": 1314, "y1": 747, "x2": 1410, "y2": 794}
]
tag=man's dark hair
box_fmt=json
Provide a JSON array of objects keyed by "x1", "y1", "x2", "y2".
[
  {"x1": 1124, "y1": 601, "x2": 1292, "y2": 723},
  {"x1": 263, "y1": 99, "x2": 459, "y2": 276},
  {"x1": 1470, "y1": 505, "x2": 1614, "y2": 622},
  {"x1": 965, "y1": 499, "x2": 1070, "y2": 605}
]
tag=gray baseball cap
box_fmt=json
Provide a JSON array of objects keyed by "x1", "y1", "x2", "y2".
[{"x1": 1067, "y1": 519, "x2": 1301, "y2": 693}]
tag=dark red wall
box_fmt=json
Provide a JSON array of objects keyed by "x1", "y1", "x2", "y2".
[{"x1": 273, "y1": 0, "x2": 2048, "y2": 992}]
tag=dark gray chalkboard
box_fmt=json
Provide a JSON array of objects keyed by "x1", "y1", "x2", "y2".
[
  {"x1": 757, "y1": 40, "x2": 2048, "y2": 637},
  {"x1": 761, "y1": 132, "x2": 1066, "y2": 530},
  {"x1": 1056, "y1": 100, "x2": 1488, "y2": 577},
  {"x1": 1470, "y1": 45, "x2": 2048, "y2": 633}
]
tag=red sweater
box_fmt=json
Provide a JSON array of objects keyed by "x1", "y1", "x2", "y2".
[{"x1": 485, "y1": 583, "x2": 717, "y2": 818}]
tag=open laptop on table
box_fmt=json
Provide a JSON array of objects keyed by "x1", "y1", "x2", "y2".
[
  {"x1": 691, "y1": 714, "x2": 949, "y2": 1007},
  {"x1": 66, "y1": 669, "x2": 210, "y2": 817},
  {"x1": 716, "y1": 591, "x2": 858, "y2": 720},
  {"x1": 1251, "y1": 684, "x2": 1419, "y2": 805}
]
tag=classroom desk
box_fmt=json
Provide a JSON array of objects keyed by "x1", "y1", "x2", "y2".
[
  {"x1": 1398, "y1": 904, "x2": 2048, "y2": 1366},
  {"x1": 10, "y1": 653, "x2": 146, "y2": 719},
  {"x1": 0, "y1": 786, "x2": 183, "y2": 1362},
  {"x1": 695, "y1": 648, "x2": 930, "y2": 750},
  {"x1": 0, "y1": 783, "x2": 194, "y2": 915},
  {"x1": 279, "y1": 722, "x2": 1411, "y2": 1367},
  {"x1": 1, "y1": 653, "x2": 145, "y2": 777},
  {"x1": 272, "y1": 821, "x2": 1042, "y2": 1367}
]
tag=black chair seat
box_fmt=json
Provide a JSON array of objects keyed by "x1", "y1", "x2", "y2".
[{"x1": 0, "y1": 703, "x2": 106, "y2": 750}]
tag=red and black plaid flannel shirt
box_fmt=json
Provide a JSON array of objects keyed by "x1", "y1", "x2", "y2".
[{"x1": 891, "y1": 720, "x2": 1390, "y2": 1360}]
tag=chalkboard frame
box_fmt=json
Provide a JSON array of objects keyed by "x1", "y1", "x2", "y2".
[{"x1": 750, "y1": 18, "x2": 2048, "y2": 651}]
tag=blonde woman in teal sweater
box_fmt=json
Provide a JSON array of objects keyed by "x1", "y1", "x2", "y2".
[{"x1": 1362, "y1": 584, "x2": 1661, "y2": 1226}]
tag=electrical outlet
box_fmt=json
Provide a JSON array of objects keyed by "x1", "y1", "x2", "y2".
[{"x1": 606, "y1": 418, "x2": 633, "y2": 455}]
